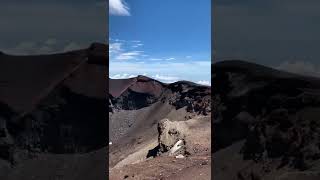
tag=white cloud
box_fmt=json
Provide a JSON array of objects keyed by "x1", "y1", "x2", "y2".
[
  {"x1": 110, "y1": 60, "x2": 211, "y2": 84},
  {"x1": 110, "y1": 73, "x2": 136, "y2": 79},
  {"x1": 114, "y1": 39, "x2": 126, "y2": 42},
  {"x1": 109, "y1": 42, "x2": 122, "y2": 54},
  {"x1": 110, "y1": 73, "x2": 148, "y2": 79},
  {"x1": 116, "y1": 51, "x2": 143, "y2": 60},
  {"x1": 276, "y1": 61, "x2": 320, "y2": 77},
  {"x1": 109, "y1": 37, "x2": 211, "y2": 84},
  {"x1": 166, "y1": 57, "x2": 176, "y2": 61},
  {"x1": 109, "y1": 38, "x2": 146, "y2": 60},
  {"x1": 186, "y1": 56, "x2": 192, "y2": 59},
  {"x1": 109, "y1": 0, "x2": 130, "y2": 16},
  {"x1": 152, "y1": 74, "x2": 180, "y2": 83},
  {"x1": 197, "y1": 80, "x2": 211, "y2": 86},
  {"x1": 132, "y1": 43, "x2": 144, "y2": 48},
  {"x1": 150, "y1": 58, "x2": 163, "y2": 61},
  {"x1": 110, "y1": 72, "x2": 210, "y2": 85}
]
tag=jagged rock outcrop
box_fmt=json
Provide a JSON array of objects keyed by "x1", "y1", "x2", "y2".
[
  {"x1": 156, "y1": 118, "x2": 211, "y2": 157},
  {"x1": 109, "y1": 77, "x2": 211, "y2": 115}
]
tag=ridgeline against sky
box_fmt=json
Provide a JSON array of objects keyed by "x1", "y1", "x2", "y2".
[
  {"x1": 109, "y1": 0, "x2": 211, "y2": 85},
  {"x1": 215, "y1": 0, "x2": 320, "y2": 78},
  {"x1": 0, "y1": 0, "x2": 106, "y2": 55}
]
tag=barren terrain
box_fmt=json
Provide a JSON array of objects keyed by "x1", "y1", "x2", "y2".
[
  {"x1": 109, "y1": 76, "x2": 211, "y2": 179},
  {"x1": 213, "y1": 60, "x2": 320, "y2": 180},
  {"x1": 0, "y1": 43, "x2": 108, "y2": 180}
]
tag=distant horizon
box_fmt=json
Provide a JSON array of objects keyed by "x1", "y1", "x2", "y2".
[
  {"x1": 109, "y1": 74, "x2": 212, "y2": 86},
  {"x1": 109, "y1": 0, "x2": 211, "y2": 86}
]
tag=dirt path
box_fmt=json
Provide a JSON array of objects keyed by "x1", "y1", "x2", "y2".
[{"x1": 110, "y1": 155, "x2": 211, "y2": 180}]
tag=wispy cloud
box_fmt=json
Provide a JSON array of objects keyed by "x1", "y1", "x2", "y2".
[
  {"x1": 110, "y1": 60, "x2": 211, "y2": 83},
  {"x1": 132, "y1": 43, "x2": 144, "y2": 48},
  {"x1": 109, "y1": 42, "x2": 122, "y2": 54},
  {"x1": 110, "y1": 73, "x2": 137, "y2": 79},
  {"x1": 149, "y1": 58, "x2": 163, "y2": 61},
  {"x1": 197, "y1": 80, "x2": 211, "y2": 86},
  {"x1": 116, "y1": 51, "x2": 143, "y2": 60},
  {"x1": 166, "y1": 57, "x2": 176, "y2": 61},
  {"x1": 109, "y1": 73, "x2": 179, "y2": 83},
  {"x1": 152, "y1": 74, "x2": 180, "y2": 83},
  {"x1": 109, "y1": 38, "x2": 181, "y2": 62},
  {"x1": 109, "y1": 39, "x2": 146, "y2": 60},
  {"x1": 109, "y1": 0, "x2": 130, "y2": 16},
  {"x1": 109, "y1": 37, "x2": 211, "y2": 84}
]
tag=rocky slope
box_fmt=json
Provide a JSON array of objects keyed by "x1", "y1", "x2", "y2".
[
  {"x1": 0, "y1": 43, "x2": 108, "y2": 179},
  {"x1": 109, "y1": 76, "x2": 211, "y2": 179},
  {"x1": 213, "y1": 60, "x2": 320, "y2": 180}
]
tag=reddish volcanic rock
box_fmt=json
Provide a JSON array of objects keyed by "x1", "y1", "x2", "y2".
[
  {"x1": 129, "y1": 76, "x2": 165, "y2": 97},
  {"x1": 109, "y1": 78, "x2": 137, "y2": 98},
  {"x1": 109, "y1": 76, "x2": 165, "y2": 98}
]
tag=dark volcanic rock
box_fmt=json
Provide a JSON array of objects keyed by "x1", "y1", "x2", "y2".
[
  {"x1": 109, "y1": 77, "x2": 211, "y2": 115},
  {"x1": 213, "y1": 60, "x2": 320, "y2": 179},
  {"x1": 0, "y1": 43, "x2": 108, "y2": 164}
]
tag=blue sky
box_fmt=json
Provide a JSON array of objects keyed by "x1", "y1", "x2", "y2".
[{"x1": 109, "y1": 0, "x2": 211, "y2": 85}]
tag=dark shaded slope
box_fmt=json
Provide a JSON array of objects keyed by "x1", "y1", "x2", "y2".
[
  {"x1": 109, "y1": 76, "x2": 211, "y2": 112},
  {"x1": 213, "y1": 60, "x2": 320, "y2": 151},
  {"x1": 213, "y1": 60, "x2": 320, "y2": 179},
  {"x1": 0, "y1": 43, "x2": 108, "y2": 165}
]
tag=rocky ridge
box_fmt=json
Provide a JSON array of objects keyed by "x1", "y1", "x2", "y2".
[{"x1": 213, "y1": 60, "x2": 320, "y2": 180}]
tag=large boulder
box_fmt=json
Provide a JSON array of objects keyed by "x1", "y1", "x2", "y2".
[{"x1": 157, "y1": 118, "x2": 211, "y2": 156}]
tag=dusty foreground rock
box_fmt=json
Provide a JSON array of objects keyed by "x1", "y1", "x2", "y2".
[
  {"x1": 110, "y1": 155, "x2": 211, "y2": 180},
  {"x1": 110, "y1": 117, "x2": 211, "y2": 180}
]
